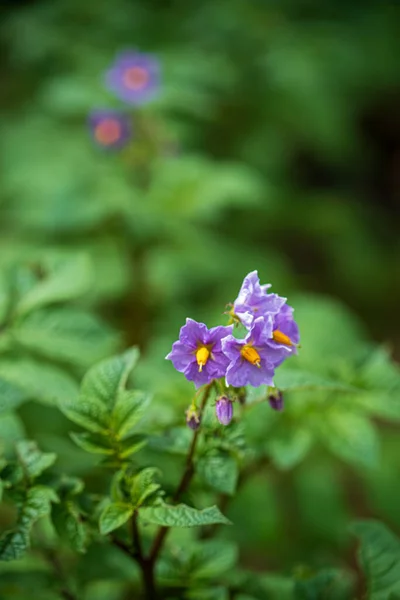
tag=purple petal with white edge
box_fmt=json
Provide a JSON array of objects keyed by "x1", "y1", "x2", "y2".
[
  {"x1": 165, "y1": 341, "x2": 196, "y2": 371},
  {"x1": 246, "y1": 316, "x2": 274, "y2": 344},
  {"x1": 179, "y1": 318, "x2": 209, "y2": 348}
]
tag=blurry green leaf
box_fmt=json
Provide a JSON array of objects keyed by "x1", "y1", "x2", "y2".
[
  {"x1": 0, "y1": 270, "x2": 11, "y2": 326},
  {"x1": 13, "y1": 308, "x2": 118, "y2": 369},
  {"x1": 294, "y1": 568, "x2": 354, "y2": 600},
  {"x1": 139, "y1": 504, "x2": 231, "y2": 527},
  {"x1": 0, "y1": 486, "x2": 58, "y2": 561},
  {"x1": 197, "y1": 452, "x2": 238, "y2": 495},
  {"x1": 52, "y1": 501, "x2": 88, "y2": 553},
  {"x1": 15, "y1": 254, "x2": 92, "y2": 316},
  {"x1": 0, "y1": 358, "x2": 79, "y2": 406},
  {"x1": 0, "y1": 412, "x2": 25, "y2": 455},
  {"x1": 267, "y1": 428, "x2": 313, "y2": 470},
  {"x1": 352, "y1": 520, "x2": 400, "y2": 600},
  {"x1": 99, "y1": 502, "x2": 133, "y2": 535},
  {"x1": 191, "y1": 540, "x2": 238, "y2": 579},
  {"x1": 16, "y1": 440, "x2": 56, "y2": 479},
  {"x1": 129, "y1": 468, "x2": 161, "y2": 508},
  {"x1": 187, "y1": 587, "x2": 229, "y2": 600},
  {"x1": 112, "y1": 390, "x2": 150, "y2": 440},
  {"x1": 69, "y1": 432, "x2": 113, "y2": 455},
  {"x1": 275, "y1": 368, "x2": 355, "y2": 393},
  {"x1": 315, "y1": 409, "x2": 379, "y2": 468}
]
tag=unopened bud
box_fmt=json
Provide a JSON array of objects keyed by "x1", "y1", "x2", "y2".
[
  {"x1": 216, "y1": 396, "x2": 233, "y2": 426},
  {"x1": 268, "y1": 389, "x2": 284, "y2": 411},
  {"x1": 186, "y1": 405, "x2": 200, "y2": 430}
]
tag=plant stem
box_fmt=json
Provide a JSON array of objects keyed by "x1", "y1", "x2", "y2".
[{"x1": 149, "y1": 382, "x2": 214, "y2": 563}]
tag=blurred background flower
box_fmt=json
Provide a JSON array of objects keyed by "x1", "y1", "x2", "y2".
[{"x1": 88, "y1": 109, "x2": 132, "y2": 150}]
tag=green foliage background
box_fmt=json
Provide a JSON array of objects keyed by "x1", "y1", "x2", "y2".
[{"x1": 0, "y1": 0, "x2": 400, "y2": 598}]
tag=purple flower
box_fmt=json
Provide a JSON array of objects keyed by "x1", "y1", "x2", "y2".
[
  {"x1": 186, "y1": 405, "x2": 200, "y2": 430},
  {"x1": 88, "y1": 109, "x2": 131, "y2": 150},
  {"x1": 233, "y1": 271, "x2": 286, "y2": 329},
  {"x1": 270, "y1": 304, "x2": 300, "y2": 366},
  {"x1": 216, "y1": 396, "x2": 233, "y2": 425},
  {"x1": 105, "y1": 51, "x2": 160, "y2": 105},
  {"x1": 166, "y1": 319, "x2": 233, "y2": 388},
  {"x1": 222, "y1": 317, "x2": 291, "y2": 388},
  {"x1": 268, "y1": 389, "x2": 284, "y2": 411}
]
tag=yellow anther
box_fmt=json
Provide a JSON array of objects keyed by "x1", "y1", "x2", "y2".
[
  {"x1": 196, "y1": 346, "x2": 210, "y2": 372},
  {"x1": 241, "y1": 345, "x2": 261, "y2": 367},
  {"x1": 272, "y1": 329, "x2": 293, "y2": 346}
]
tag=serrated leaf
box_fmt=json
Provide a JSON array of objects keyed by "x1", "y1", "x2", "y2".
[
  {"x1": 69, "y1": 432, "x2": 113, "y2": 455},
  {"x1": 197, "y1": 453, "x2": 238, "y2": 495},
  {"x1": 315, "y1": 410, "x2": 379, "y2": 468},
  {"x1": 16, "y1": 440, "x2": 56, "y2": 479},
  {"x1": 15, "y1": 254, "x2": 92, "y2": 316},
  {"x1": 99, "y1": 502, "x2": 133, "y2": 535},
  {"x1": 130, "y1": 468, "x2": 161, "y2": 508},
  {"x1": 352, "y1": 520, "x2": 400, "y2": 600},
  {"x1": 139, "y1": 504, "x2": 231, "y2": 527},
  {"x1": 0, "y1": 485, "x2": 58, "y2": 561},
  {"x1": 52, "y1": 501, "x2": 88, "y2": 553},
  {"x1": 13, "y1": 307, "x2": 118, "y2": 369}
]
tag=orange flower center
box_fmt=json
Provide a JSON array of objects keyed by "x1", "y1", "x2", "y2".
[
  {"x1": 94, "y1": 119, "x2": 122, "y2": 145},
  {"x1": 196, "y1": 346, "x2": 210, "y2": 372},
  {"x1": 241, "y1": 345, "x2": 261, "y2": 367},
  {"x1": 123, "y1": 66, "x2": 149, "y2": 90},
  {"x1": 272, "y1": 329, "x2": 293, "y2": 346}
]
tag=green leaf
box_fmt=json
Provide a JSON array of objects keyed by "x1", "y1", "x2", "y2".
[
  {"x1": 315, "y1": 409, "x2": 379, "y2": 468},
  {"x1": 15, "y1": 254, "x2": 92, "y2": 316},
  {"x1": 130, "y1": 468, "x2": 161, "y2": 508},
  {"x1": 13, "y1": 307, "x2": 118, "y2": 369},
  {"x1": 0, "y1": 270, "x2": 11, "y2": 326},
  {"x1": 16, "y1": 440, "x2": 56, "y2": 479},
  {"x1": 99, "y1": 502, "x2": 133, "y2": 535},
  {"x1": 0, "y1": 486, "x2": 58, "y2": 561},
  {"x1": 267, "y1": 428, "x2": 313, "y2": 470},
  {"x1": 274, "y1": 368, "x2": 355, "y2": 393},
  {"x1": 197, "y1": 452, "x2": 238, "y2": 495},
  {"x1": 139, "y1": 504, "x2": 231, "y2": 527},
  {"x1": 0, "y1": 358, "x2": 79, "y2": 406},
  {"x1": 0, "y1": 412, "x2": 25, "y2": 455},
  {"x1": 69, "y1": 432, "x2": 114, "y2": 455},
  {"x1": 352, "y1": 520, "x2": 400, "y2": 599},
  {"x1": 112, "y1": 390, "x2": 150, "y2": 440},
  {"x1": 191, "y1": 540, "x2": 238, "y2": 579},
  {"x1": 294, "y1": 568, "x2": 354, "y2": 600},
  {"x1": 52, "y1": 501, "x2": 88, "y2": 553}
]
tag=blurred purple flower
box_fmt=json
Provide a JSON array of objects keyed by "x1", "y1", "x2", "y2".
[
  {"x1": 88, "y1": 109, "x2": 131, "y2": 150},
  {"x1": 222, "y1": 317, "x2": 290, "y2": 388},
  {"x1": 105, "y1": 51, "x2": 160, "y2": 105},
  {"x1": 166, "y1": 319, "x2": 233, "y2": 388},
  {"x1": 270, "y1": 304, "x2": 300, "y2": 366},
  {"x1": 268, "y1": 389, "x2": 284, "y2": 411},
  {"x1": 216, "y1": 396, "x2": 233, "y2": 425},
  {"x1": 233, "y1": 270, "x2": 286, "y2": 329}
]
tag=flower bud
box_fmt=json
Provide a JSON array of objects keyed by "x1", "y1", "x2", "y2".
[
  {"x1": 186, "y1": 405, "x2": 200, "y2": 430},
  {"x1": 216, "y1": 396, "x2": 233, "y2": 426},
  {"x1": 268, "y1": 389, "x2": 284, "y2": 411}
]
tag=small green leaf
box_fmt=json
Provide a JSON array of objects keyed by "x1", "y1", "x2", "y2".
[
  {"x1": 191, "y1": 540, "x2": 238, "y2": 579},
  {"x1": 267, "y1": 428, "x2": 313, "y2": 470},
  {"x1": 351, "y1": 520, "x2": 400, "y2": 599},
  {"x1": 139, "y1": 504, "x2": 231, "y2": 527},
  {"x1": 69, "y1": 432, "x2": 113, "y2": 455},
  {"x1": 112, "y1": 390, "x2": 150, "y2": 440},
  {"x1": 99, "y1": 502, "x2": 134, "y2": 535},
  {"x1": 197, "y1": 452, "x2": 238, "y2": 495},
  {"x1": 130, "y1": 468, "x2": 161, "y2": 508},
  {"x1": 0, "y1": 485, "x2": 58, "y2": 561},
  {"x1": 52, "y1": 501, "x2": 88, "y2": 553},
  {"x1": 16, "y1": 440, "x2": 56, "y2": 479}
]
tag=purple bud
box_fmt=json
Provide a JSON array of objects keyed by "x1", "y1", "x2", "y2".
[
  {"x1": 216, "y1": 396, "x2": 233, "y2": 426},
  {"x1": 268, "y1": 390, "x2": 284, "y2": 411},
  {"x1": 186, "y1": 406, "x2": 200, "y2": 430}
]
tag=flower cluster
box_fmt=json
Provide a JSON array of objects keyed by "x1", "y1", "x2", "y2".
[
  {"x1": 88, "y1": 50, "x2": 161, "y2": 151},
  {"x1": 166, "y1": 271, "x2": 300, "y2": 426}
]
